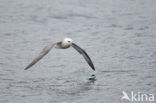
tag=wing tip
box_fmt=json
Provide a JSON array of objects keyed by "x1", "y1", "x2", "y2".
[
  {"x1": 91, "y1": 65, "x2": 95, "y2": 71},
  {"x1": 92, "y1": 67, "x2": 95, "y2": 71},
  {"x1": 24, "y1": 67, "x2": 29, "y2": 70},
  {"x1": 24, "y1": 65, "x2": 31, "y2": 70},
  {"x1": 88, "y1": 61, "x2": 95, "y2": 71}
]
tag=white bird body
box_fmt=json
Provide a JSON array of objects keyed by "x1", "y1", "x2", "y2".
[
  {"x1": 56, "y1": 38, "x2": 73, "y2": 49},
  {"x1": 25, "y1": 38, "x2": 95, "y2": 71}
]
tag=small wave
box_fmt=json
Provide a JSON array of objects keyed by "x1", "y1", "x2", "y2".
[{"x1": 101, "y1": 70, "x2": 135, "y2": 73}]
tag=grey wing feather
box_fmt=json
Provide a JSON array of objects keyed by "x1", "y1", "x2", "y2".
[
  {"x1": 24, "y1": 42, "x2": 58, "y2": 70},
  {"x1": 71, "y1": 43, "x2": 95, "y2": 71}
]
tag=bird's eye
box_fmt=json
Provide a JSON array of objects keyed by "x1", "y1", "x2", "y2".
[{"x1": 68, "y1": 41, "x2": 70, "y2": 43}]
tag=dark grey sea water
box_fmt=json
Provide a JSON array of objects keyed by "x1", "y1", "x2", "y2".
[{"x1": 0, "y1": 0, "x2": 156, "y2": 103}]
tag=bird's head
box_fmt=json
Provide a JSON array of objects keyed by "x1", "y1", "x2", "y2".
[{"x1": 63, "y1": 37, "x2": 73, "y2": 46}]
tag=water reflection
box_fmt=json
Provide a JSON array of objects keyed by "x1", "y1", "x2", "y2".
[
  {"x1": 65, "y1": 74, "x2": 96, "y2": 96},
  {"x1": 88, "y1": 74, "x2": 96, "y2": 83}
]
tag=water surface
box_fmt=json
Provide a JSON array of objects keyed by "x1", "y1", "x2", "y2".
[{"x1": 0, "y1": 0, "x2": 156, "y2": 103}]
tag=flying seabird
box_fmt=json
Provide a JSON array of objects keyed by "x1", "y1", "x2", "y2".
[{"x1": 24, "y1": 38, "x2": 95, "y2": 71}]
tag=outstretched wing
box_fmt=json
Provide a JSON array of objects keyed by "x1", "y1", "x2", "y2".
[
  {"x1": 24, "y1": 42, "x2": 59, "y2": 70},
  {"x1": 71, "y1": 43, "x2": 95, "y2": 71}
]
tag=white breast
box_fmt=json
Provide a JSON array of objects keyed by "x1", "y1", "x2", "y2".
[{"x1": 60, "y1": 42, "x2": 70, "y2": 49}]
